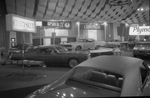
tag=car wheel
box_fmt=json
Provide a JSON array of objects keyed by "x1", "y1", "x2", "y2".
[
  {"x1": 68, "y1": 59, "x2": 79, "y2": 68},
  {"x1": 95, "y1": 45, "x2": 100, "y2": 50},
  {"x1": 75, "y1": 46, "x2": 82, "y2": 51}
]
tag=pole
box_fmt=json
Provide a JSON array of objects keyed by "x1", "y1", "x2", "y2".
[
  {"x1": 53, "y1": 28, "x2": 55, "y2": 45},
  {"x1": 0, "y1": 48, "x2": 1, "y2": 65},
  {"x1": 77, "y1": 22, "x2": 80, "y2": 40},
  {"x1": 22, "y1": 32, "x2": 25, "y2": 73},
  {"x1": 104, "y1": 25, "x2": 107, "y2": 42}
]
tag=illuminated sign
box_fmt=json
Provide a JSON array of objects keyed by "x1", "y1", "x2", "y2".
[
  {"x1": 129, "y1": 25, "x2": 150, "y2": 35},
  {"x1": 42, "y1": 21, "x2": 72, "y2": 29},
  {"x1": 6, "y1": 14, "x2": 36, "y2": 33},
  {"x1": 81, "y1": 23, "x2": 101, "y2": 30}
]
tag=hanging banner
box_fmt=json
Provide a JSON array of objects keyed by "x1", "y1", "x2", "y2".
[
  {"x1": 129, "y1": 25, "x2": 150, "y2": 35},
  {"x1": 6, "y1": 14, "x2": 36, "y2": 33},
  {"x1": 80, "y1": 23, "x2": 101, "y2": 30},
  {"x1": 42, "y1": 21, "x2": 72, "y2": 29}
]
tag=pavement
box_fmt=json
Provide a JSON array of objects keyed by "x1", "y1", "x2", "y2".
[{"x1": 0, "y1": 50, "x2": 133, "y2": 92}]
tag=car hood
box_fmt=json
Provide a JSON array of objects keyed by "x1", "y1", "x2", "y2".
[{"x1": 26, "y1": 83, "x2": 118, "y2": 98}]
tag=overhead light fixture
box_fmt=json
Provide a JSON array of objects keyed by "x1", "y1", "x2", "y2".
[
  {"x1": 125, "y1": 23, "x2": 129, "y2": 27},
  {"x1": 141, "y1": 8, "x2": 144, "y2": 11},
  {"x1": 76, "y1": 21, "x2": 80, "y2": 25},
  {"x1": 103, "y1": 22, "x2": 107, "y2": 26}
]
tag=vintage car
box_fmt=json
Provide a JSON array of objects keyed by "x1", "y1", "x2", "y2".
[
  {"x1": 25, "y1": 56, "x2": 150, "y2": 97},
  {"x1": 133, "y1": 42, "x2": 150, "y2": 57},
  {"x1": 9, "y1": 45, "x2": 90, "y2": 67},
  {"x1": 61, "y1": 38, "x2": 106, "y2": 51}
]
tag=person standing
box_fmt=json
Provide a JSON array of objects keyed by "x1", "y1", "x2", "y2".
[{"x1": 113, "y1": 46, "x2": 121, "y2": 56}]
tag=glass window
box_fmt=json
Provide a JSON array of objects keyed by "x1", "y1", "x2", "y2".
[
  {"x1": 36, "y1": 48, "x2": 47, "y2": 53},
  {"x1": 69, "y1": 67, "x2": 123, "y2": 92},
  {"x1": 54, "y1": 46, "x2": 68, "y2": 52}
]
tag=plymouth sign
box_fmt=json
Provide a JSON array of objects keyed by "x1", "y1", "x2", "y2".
[{"x1": 129, "y1": 25, "x2": 150, "y2": 35}]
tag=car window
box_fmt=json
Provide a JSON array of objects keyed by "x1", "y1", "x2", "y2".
[
  {"x1": 87, "y1": 39, "x2": 94, "y2": 42},
  {"x1": 69, "y1": 67, "x2": 123, "y2": 93},
  {"x1": 77, "y1": 39, "x2": 85, "y2": 42},
  {"x1": 45, "y1": 48, "x2": 53, "y2": 53},
  {"x1": 26, "y1": 46, "x2": 37, "y2": 52},
  {"x1": 36, "y1": 48, "x2": 47, "y2": 53},
  {"x1": 55, "y1": 46, "x2": 67, "y2": 52}
]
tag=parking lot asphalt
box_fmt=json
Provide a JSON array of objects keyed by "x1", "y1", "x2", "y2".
[{"x1": 0, "y1": 51, "x2": 133, "y2": 92}]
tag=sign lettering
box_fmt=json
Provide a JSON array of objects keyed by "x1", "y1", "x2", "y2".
[
  {"x1": 129, "y1": 25, "x2": 150, "y2": 35},
  {"x1": 81, "y1": 23, "x2": 101, "y2": 30},
  {"x1": 42, "y1": 21, "x2": 72, "y2": 29},
  {"x1": 6, "y1": 14, "x2": 36, "y2": 33}
]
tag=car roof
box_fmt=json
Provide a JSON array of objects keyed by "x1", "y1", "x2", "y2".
[{"x1": 76, "y1": 56, "x2": 144, "y2": 76}]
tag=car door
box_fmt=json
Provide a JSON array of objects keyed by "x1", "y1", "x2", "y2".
[
  {"x1": 44, "y1": 47, "x2": 58, "y2": 65},
  {"x1": 51, "y1": 47, "x2": 67, "y2": 64},
  {"x1": 25, "y1": 48, "x2": 47, "y2": 61}
]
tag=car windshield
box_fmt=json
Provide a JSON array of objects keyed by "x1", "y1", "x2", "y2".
[
  {"x1": 55, "y1": 46, "x2": 68, "y2": 52},
  {"x1": 77, "y1": 39, "x2": 86, "y2": 42},
  {"x1": 67, "y1": 67, "x2": 123, "y2": 94}
]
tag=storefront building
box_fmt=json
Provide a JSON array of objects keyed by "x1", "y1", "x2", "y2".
[{"x1": 33, "y1": 21, "x2": 77, "y2": 46}]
